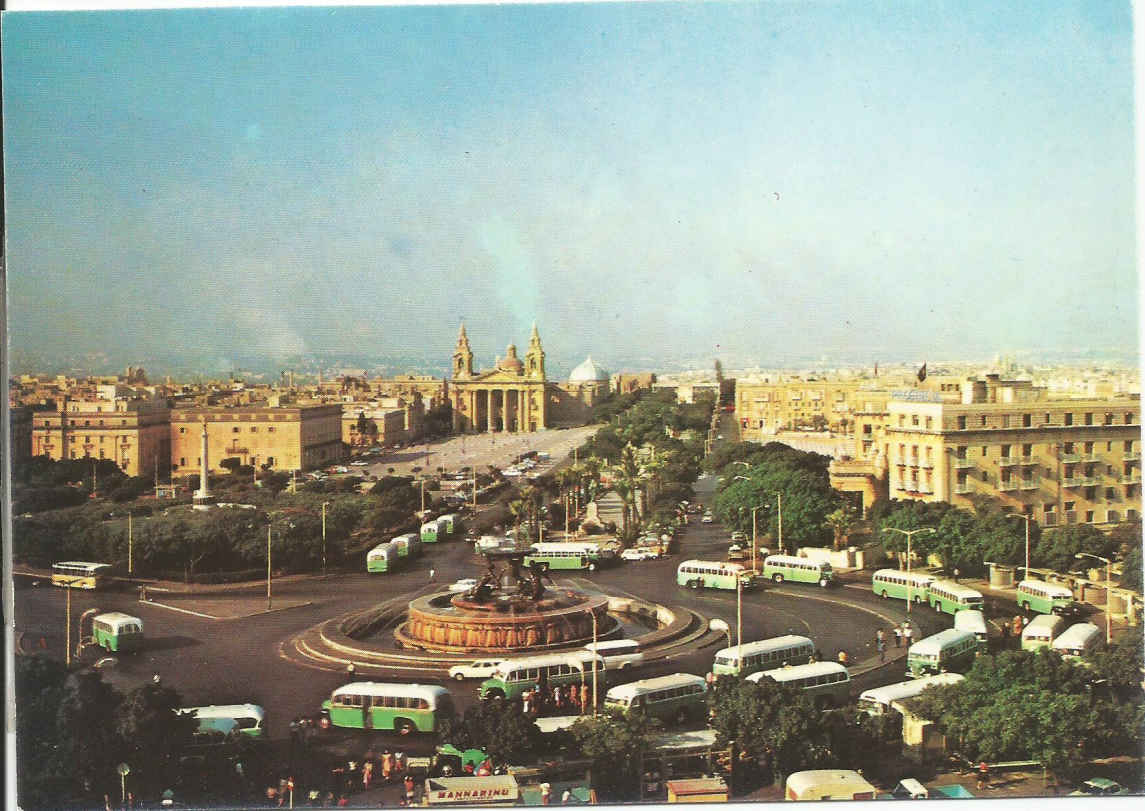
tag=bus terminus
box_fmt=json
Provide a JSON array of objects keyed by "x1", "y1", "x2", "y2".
[
  {"x1": 51, "y1": 561, "x2": 112, "y2": 589},
  {"x1": 1016, "y1": 579, "x2": 1074, "y2": 615},
  {"x1": 712, "y1": 635, "x2": 815, "y2": 678},
  {"x1": 871, "y1": 569, "x2": 935, "y2": 604},
  {"x1": 604, "y1": 673, "x2": 708, "y2": 725},
  {"x1": 761, "y1": 555, "x2": 836, "y2": 587},
  {"x1": 478, "y1": 653, "x2": 606, "y2": 702},
  {"x1": 747, "y1": 662, "x2": 851, "y2": 708},
  {"x1": 524, "y1": 542, "x2": 603, "y2": 571},
  {"x1": 906, "y1": 629, "x2": 978, "y2": 678},
  {"x1": 323, "y1": 683, "x2": 455, "y2": 734},
  {"x1": 924, "y1": 580, "x2": 984, "y2": 615},
  {"x1": 856, "y1": 673, "x2": 965, "y2": 716},
  {"x1": 677, "y1": 560, "x2": 755, "y2": 591},
  {"x1": 91, "y1": 612, "x2": 144, "y2": 653},
  {"x1": 1051, "y1": 622, "x2": 1103, "y2": 661}
]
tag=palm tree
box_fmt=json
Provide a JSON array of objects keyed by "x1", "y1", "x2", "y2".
[
  {"x1": 612, "y1": 480, "x2": 632, "y2": 539},
  {"x1": 508, "y1": 498, "x2": 526, "y2": 542}
]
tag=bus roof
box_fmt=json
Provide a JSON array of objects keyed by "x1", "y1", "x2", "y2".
[
  {"x1": 495, "y1": 652, "x2": 602, "y2": 671},
  {"x1": 392, "y1": 533, "x2": 416, "y2": 543},
  {"x1": 332, "y1": 682, "x2": 450, "y2": 700},
  {"x1": 583, "y1": 639, "x2": 639, "y2": 653},
  {"x1": 1052, "y1": 623, "x2": 1101, "y2": 649},
  {"x1": 52, "y1": 561, "x2": 111, "y2": 570},
  {"x1": 421, "y1": 522, "x2": 440, "y2": 532},
  {"x1": 94, "y1": 612, "x2": 142, "y2": 627},
  {"x1": 927, "y1": 579, "x2": 983, "y2": 599},
  {"x1": 531, "y1": 542, "x2": 598, "y2": 553},
  {"x1": 1023, "y1": 614, "x2": 1065, "y2": 633},
  {"x1": 859, "y1": 673, "x2": 964, "y2": 706},
  {"x1": 606, "y1": 673, "x2": 706, "y2": 701},
  {"x1": 785, "y1": 770, "x2": 876, "y2": 798},
  {"x1": 678, "y1": 559, "x2": 745, "y2": 572},
  {"x1": 748, "y1": 661, "x2": 848, "y2": 683},
  {"x1": 714, "y1": 635, "x2": 813, "y2": 661},
  {"x1": 872, "y1": 568, "x2": 934, "y2": 582},
  {"x1": 908, "y1": 628, "x2": 976, "y2": 656},
  {"x1": 1017, "y1": 579, "x2": 1073, "y2": 598},
  {"x1": 763, "y1": 554, "x2": 825, "y2": 566},
  {"x1": 180, "y1": 704, "x2": 265, "y2": 720},
  {"x1": 953, "y1": 610, "x2": 987, "y2": 633}
]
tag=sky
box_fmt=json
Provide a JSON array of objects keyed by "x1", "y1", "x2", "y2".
[{"x1": 2, "y1": 1, "x2": 1137, "y2": 377}]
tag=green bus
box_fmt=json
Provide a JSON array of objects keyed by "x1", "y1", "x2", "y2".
[
  {"x1": 421, "y1": 519, "x2": 445, "y2": 544},
  {"x1": 1016, "y1": 579, "x2": 1074, "y2": 615},
  {"x1": 604, "y1": 673, "x2": 708, "y2": 725},
  {"x1": 92, "y1": 612, "x2": 144, "y2": 653},
  {"x1": 524, "y1": 542, "x2": 602, "y2": 571},
  {"x1": 179, "y1": 704, "x2": 267, "y2": 741},
  {"x1": 746, "y1": 661, "x2": 852, "y2": 708},
  {"x1": 762, "y1": 555, "x2": 836, "y2": 587},
  {"x1": 906, "y1": 629, "x2": 978, "y2": 678},
  {"x1": 391, "y1": 532, "x2": 421, "y2": 559},
  {"x1": 438, "y1": 513, "x2": 459, "y2": 535},
  {"x1": 924, "y1": 580, "x2": 984, "y2": 615},
  {"x1": 366, "y1": 541, "x2": 400, "y2": 573},
  {"x1": 712, "y1": 635, "x2": 815, "y2": 678},
  {"x1": 323, "y1": 682, "x2": 455, "y2": 735},
  {"x1": 478, "y1": 653, "x2": 605, "y2": 702},
  {"x1": 676, "y1": 560, "x2": 756, "y2": 591},
  {"x1": 871, "y1": 569, "x2": 935, "y2": 604}
]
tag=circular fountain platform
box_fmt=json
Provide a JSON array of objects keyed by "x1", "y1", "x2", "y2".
[{"x1": 398, "y1": 589, "x2": 617, "y2": 653}]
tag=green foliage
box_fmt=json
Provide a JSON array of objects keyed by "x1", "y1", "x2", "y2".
[
  {"x1": 116, "y1": 682, "x2": 199, "y2": 799},
  {"x1": 1034, "y1": 524, "x2": 1118, "y2": 574},
  {"x1": 108, "y1": 476, "x2": 154, "y2": 503},
  {"x1": 714, "y1": 458, "x2": 838, "y2": 548},
  {"x1": 905, "y1": 648, "x2": 1143, "y2": 781},
  {"x1": 1088, "y1": 633, "x2": 1145, "y2": 697},
  {"x1": 13, "y1": 485, "x2": 89, "y2": 514},
  {"x1": 15, "y1": 656, "x2": 72, "y2": 807},
  {"x1": 1119, "y1": 542, "x2": 1142, "y2": 592},
  {"x1": 570, "y1": 710, "x2": 663, "y2": 801},
  {"x1": 438, "y1": 702, "x2": 539, "y2": 766},
  {"x1": 424, "y1": 403, "x2": 454, "y2": 437},
  {"x1": 872, "y1": 500, "x2": 1026, "y2": 577}
]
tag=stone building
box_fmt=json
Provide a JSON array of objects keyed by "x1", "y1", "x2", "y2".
[
  {"x1": 31, "y1": 394, "x2": 171, "y2": 478},
  {"x1": 449, "y1": 323, "x2": 551, "y2": 433}
]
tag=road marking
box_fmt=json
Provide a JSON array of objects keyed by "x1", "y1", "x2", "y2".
[{"x1": 140, "y1": 600, "x2": 220, "y2": 619}]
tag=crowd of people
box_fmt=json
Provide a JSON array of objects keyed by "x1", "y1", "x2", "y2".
[{"x1": 521, "y1": 680, "x2": 594, "y2": 717}]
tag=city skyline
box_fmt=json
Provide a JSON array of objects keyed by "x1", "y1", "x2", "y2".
[{"x1": 3, "y1": 2, "x2": 1137, "y2": 377}]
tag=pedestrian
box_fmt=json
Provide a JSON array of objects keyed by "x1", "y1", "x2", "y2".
[
  {"x1": 903, "y1": 622, "x2": 913, "y2": 645},
  {"x1": 540, "y1": 783, "x2": 552, "y2": 805},
  {"x1": 1012, "y1": 615, "x2": 1024, "y2": 637},
  {"x1": 381, "y1": 750, "x2": 395, "y2": 783},
  {"x1": 1001, "y1": 621, "x2": 1010, "y2": 640},
  {"x1": 105, "y1": 794, "x2": 113, "y2": 811},
  {"x1": 337, "y1": 794, "x2": 349, "y2": 807},
  {"x1": 522, "y1": 689, "x2": 532, "y2": 716},
  {"x1": 346, "y1": 662, "x2": 356, "y2": 679},
  {"x1": 404, "y1": 775, "x2": 416, "y2": 805},
  {"x1": 580, "y1": 683, "x2": 590, "y2": 714},
  {"x1": 953, "y1": 567, "x2": 961, "y2": 583},
  {"x1": 893, "y1": 625, "x2": 902, "y2": 648},
  {"x1": 977, "y1": 761, "x2": 990, "y2": 790},
  {"x1": 877, "y1": 637, "x2": 886, "y2": 663},
  {"x1": 553, "y1": 685, "x2": 563, "y2": 711},
  {"x1": 705, "y1": 671, "x2": 715, "y2": 688},
  {"x1": 363, "y1": 760, "x2": 374, "y2": 791},
  {"x1": 876, "y1": 628, "x2": 885, "y2": 647},
  {"x1": 568, "y1": 687, "x2": 580, "y2": 714},
  {"x1": 837, "y1": 649, "x2": 849, "y2": 667},
  {"x1": 562, "y1": 789, "x2": 572, "y2": 804},
  {"x1": 429, "y1": 568, "x2": 436, "y2": 582}
]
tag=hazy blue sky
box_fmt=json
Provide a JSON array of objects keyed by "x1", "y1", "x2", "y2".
[{"x1": 3, "y1": 1, "x2": 1136, "y2": 375}]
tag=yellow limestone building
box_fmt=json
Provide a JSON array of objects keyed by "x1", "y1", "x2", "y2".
[{"x1": 449, "y1": 323, "x2": 549, "y2": 433}]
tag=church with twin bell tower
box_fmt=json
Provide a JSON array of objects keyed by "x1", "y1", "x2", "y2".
[{"x1": 450, "y1": 323, "x2": 551, "y2": 433}]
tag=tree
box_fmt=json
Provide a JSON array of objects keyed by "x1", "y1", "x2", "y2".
[
  {"x1": 57, "y1": 671, "x2": 125, "y2": 797},
  {"x1": 15, "y1": 656, "x2": 72, "y2": 807},
  {"x1": 115, "y1": 682, "x2": 198, "y2": 799},
  {"x1": 825, "y1": 503, "x2": 858, "y2": 550},
  {"x1": 1034, "y1": 524, "x2": 1118, "y2": 574},
  {"x1": 570, "y1": 711, "x2": 662, "y2": 801},
  {"x1": 438, "y1": 702, "x2": 539, "y2": 766}
]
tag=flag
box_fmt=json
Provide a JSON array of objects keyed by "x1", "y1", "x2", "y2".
[{"x1": 917, "y1": 363, "x2": 927, "y2": 382}]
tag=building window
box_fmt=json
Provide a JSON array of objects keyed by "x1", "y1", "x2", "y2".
[
  {"x1": 268, "y1": 427, "x2": 275, "y2": 433},
  {"x1": 232, "y1": 427, "x2": 240, "y2": 433},
  {"x1": 1022, "y1": 443, "x2": 1032, "y2": 457},
  {"x1": 982, "y1": 446, "x2": 988, "y2": 455},
  {"x1": 1126, "y1": 439, "x2": 1135, "y2": 452},
  {"x1": 1084, "y1": 510, "x2": 1094, "y2": 523},
  {"x1": 911, "y1": 414, "x2": 919, "y2": 426},
  {"x1": 956, "y1": 446, "x2": 967, "y2": 460},
  {"x1": 1105, "y1": 413, "x2": 1114, "y2": 426},
  {"x1": 1106, "y1": 487, "x2": 1116, "y2": 500},
  {"x1": 1023, "y1": 414, "x2": 1032, "y2": 427},
  {"x1": 898, "y1": 415, "x2": 905, "y2": 427},
  {"x1": 1084, "y1": 413, "x2": 1093, "y2": 426},
  {"x1": 179, "y1": 427, "x2": 186, "y2": 434},
  {"x1": 84, "y1": 420, "x2": 90, "y2": 426},
  {"x1": 1126, "y1": 413, "x2": 1134, "y2": 425},
  {"x1": 1064, "y1": 413, "x2": 1073, "y2": 426},
  {"x1": 1064, "y1": 441, "x2": 1074, "y2": 454},
  {"x1": 957, "y1": 416, "x2": 967, "y2": 430},
  {"x1": 1108, "y1": 510, "x2": 1120, "y2": 523},
  {"x1": 980, "y1": 415, "x2": 987, "y2": 426},
  {"x1": 1001, "y1": 444, "x2": 1011, "y2": 459},
  {"x1": 1064, "y1": 501, "x2": 1075, "y2": 511},
  {"x1": 251, "y1": 427, "x2": 258, "y2": 433},
  {"x1": 1002, "y1": 415, "x2": 1010, "y2": 428},
  {"x1": 1044, "y1": 412, "x2": 1051, "y2": 425}
]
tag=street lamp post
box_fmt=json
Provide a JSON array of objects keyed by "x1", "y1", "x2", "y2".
[
  {"x1": 708, "y1": 618, "x2": 732, "y2": 650},
  {"x1": 750, "y1": 505, "x2": 763, "y2": 572},
  {"x1": 884, "y1": 527, "x2": 935, "y2": 612},
  {"x1": 267, "y1": 524, "x2": 273, "y2": 611},
  {"x1": 1007, "y1": 513, "x2": 1032, "y2": 577},
  {"x1": 591, "y1": 609, "x2": 599, "y2": 716},
  {"x1": 321, "y1": 501, "x2": 330, "y2": 578},
  {"x1": 1075, "y1": 553, "x2": 1113, "y2": 643},
  {"x1": 128, "y1": 513, "x2": 133, "y2": 575},
  {"x1": 772, "y1": 491, "x2": 784, "y2": 554}
]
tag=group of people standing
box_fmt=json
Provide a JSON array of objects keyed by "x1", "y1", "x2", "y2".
[
  {"x1": 873, "y1": 621, "x2": 914, "y2": 663},
  {"x1": 521, "y1": 681, "x2": 593, "y2": 717}
]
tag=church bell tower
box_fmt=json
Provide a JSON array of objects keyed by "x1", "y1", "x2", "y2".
[
  {"x1": 452, "y1": 323, "x2": 474, "y2": 379},
  {"x1": 525, "y1": 322, "x2": 546, "y2": 380}
]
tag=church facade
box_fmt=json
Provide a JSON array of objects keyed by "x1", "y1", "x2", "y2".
[{"x1": 450, "y1": 324, "x2": 551, "y2": 433}]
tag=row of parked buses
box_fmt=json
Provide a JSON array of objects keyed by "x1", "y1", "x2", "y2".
[
  {"x1": 872, "y1": 569, "x2": 1078, "y2": 617},
  {"x1": 420, "y1": 513, "x2": 460, "y2": 543},
  {"x1": 675, "y1": 555, "x2": 838, "y2": 591},
  {"x1": 366, "y1": 533, "x2": 422, "y2": 573}
]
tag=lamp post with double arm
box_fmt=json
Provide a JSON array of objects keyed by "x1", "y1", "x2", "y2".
[
  {"x1": 1075, "y1": 552, "x2": 1113, "y2": 644},
  {"x1": 884, "y1": 527, "x2": 935, "y2": 613}
]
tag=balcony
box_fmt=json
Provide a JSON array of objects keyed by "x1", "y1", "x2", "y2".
[
  {"x1": 998, "y1": 457, "x2": 1019, "y2": 467},
  {"x1": 953, "y1": 458, "x2": 974, "y2": 469},
  {"x1": 953, "y1": 485, "x2": 974, "y2": 495},
  {"x1": 1080, "y1": 453, "x2": 1101, "y2": 463},
  {"x1": 1124, "y1": 451, "x2": 1140, "y2": 462},
  {"x1": 919, "y1": 460, "x2": 934, "y2": 469},
  {"x1": 1019, "y1": 480, "x2": 1039, "y2": 490},
  {"x1": 1058, "y1": 453, "x2": 1080, "y2": 463},
  {"x1": 1020, "y1": 456, "x2": 1036, "y2": 465},
  {"x1": 1062, "y1": 477, "x2": 1086, "y2": 488},
  {"x1": 1120, "y1": 472, "x2": 1142, "y2": 484},
  {"x1": 998, "y1": 481, "x2": 1019, "y2": 492}
]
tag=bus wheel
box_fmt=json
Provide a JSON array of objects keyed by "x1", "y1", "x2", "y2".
[
  {"x1": 589, "y1": 563, "x2": 597, "y2": 572},
  {"x1": 689, "y1": 579, "x2": 701, "y2": 590},
  {"x1": 881, "y1": 590, "x2": 890, "y2": 599},
  {"x1": 772, "y1": 574, "x2": 784, "y2": 584},
  {"x1": 396, "y1": 719, "x2": 415, "y2": 736},
  {"x1": 819, "y1": 578, "x2": 829, "y2": 588}
]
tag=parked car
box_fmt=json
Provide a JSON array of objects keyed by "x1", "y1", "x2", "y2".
[
  {"x1": 701, "y1": 512, "x2": 714, "y2": 523},
  {"x1": 1071, "y1": 778, "x2": 1129, "y2": 796},
  {"x1": 727, "y1": 545, "x2": 746, "y2": 561},
  {"x1": 621, "y1": 548, "x2": 656, "y2": 562},
  {"x1": 350, "y1": 460, "x2": 369, "y2": 467},
  {"x1": 448, "y1": 578, "x2": 478, "y2": 593},
  {"x1": 730, "y1": 531, "x2": 748, "y2": 543},
  {"x1": 448, "y1": 659, "x2": 502, "y2": 681}
]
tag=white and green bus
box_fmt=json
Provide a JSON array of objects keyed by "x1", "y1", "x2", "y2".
[
  {"x1": 712, "y1": 635, "x2": 815, "y2": 678},
  {"x1": 762, "y1": 555, "x2": 836, "y2": 587},
  {"x1": 604, "y1": 673, "x2": 708, "y2": 725},
  {"x1": 871, "y1": 569, "x2": 935, "y2": 604},
  {"x1": 524, "y1": 542, "x2": 602, "y2": 572},
  {"x1": 953, "y1": 609, "x2": 989, "y2": 653},
  {"x1": 746, "y1": 662, "x2": 851, "y2": 708},
  {"x1": 391, "y1": 533, "x2": 421, "y2": 559},
  {"x1": 438, "y1": 514, "x2": 459, "y2": 535},
  {"x1": 323, "y1": 683, "x2": 455, "y2": 735},
  {"x1": 676, "y1": 560, "x2": 756, "y2": 591},
  {"x1": 856, "y1": 673, "x2": 965, "y2": 716},
  {"x1": 1051, "y1": 622, "x2": 1102, "y2": 661},
  {"x1": 366, "y1": 541, "x2": 400, "y2": 573},
  {"x1": 906, "y1": 629, "x2": 978, "y2": 678},
  {"x1": 478, "y1": 653, "x2": 605, "y2": 702},
  {"x1": 180, "y1": 704, "x2": 267, "y2": 740},
  {"x1": 92, "y1": 612, "x2": 144, "y2": 653},
  {"x1": 924, "y1": 580, "x2": 984, "y2": 615},
  {"x1": 421, "y1": 519, "x2": 445, "y2": 544},
  {"x1": 1021, "y1": 613, "x2": 1066, "y2": 652},
  {"x1": 1016, "y1": 579, "x2": 1074, "y2": 615}
]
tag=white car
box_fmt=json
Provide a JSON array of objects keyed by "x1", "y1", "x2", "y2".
[
  {"x1": 350, "y1": 460, "x2": 369, "y2": 467},
  {"x1": 621, "y1": 548, "x2": 656, "y2": 562},
  {"x1": 448, "y1": 659, "x2": 503, "y2": 681},
  {"x1": 448, "y1": 578, "x2": 478, "y2": 593},
  {"x1": 701, "y1": 513, "x2": 714, "y2": 523}
]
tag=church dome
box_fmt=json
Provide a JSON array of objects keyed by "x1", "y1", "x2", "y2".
[
  {"x1": 498, "y1": 343, "x2": 524, "y2": 372},
  {"x1": 569, "y1": 356, "x2": 608, "y2": 383}
]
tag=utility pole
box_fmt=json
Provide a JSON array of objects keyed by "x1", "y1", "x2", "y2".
[
  {"x1": 267, "y1": 524, "x2": 273, "y2": 610},
  {"x1": 321, "y1": 501, "x2": 330, "y2": 578},
  {"x1": 65, "y1": 581, "x2": 72, "y2": 667},
  {"x1": 884, "y1": 527, "x2": 934, "y2": 613},
  {"x1": 128, "y1": 513, "x2": 133, "y2": 574}
]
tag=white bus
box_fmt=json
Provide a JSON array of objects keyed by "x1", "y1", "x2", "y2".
[
  {"x1": 1052, "y1": 622, "x2": 1103, "y2": 660},
  {"x1": 712, "y1": 635, "x2": 815, "y2": 678},
  {"x1": 856, "y1": 673, "x2": 965, "y2": 716},
  {"x1": 785, "y1": 770, "x2": 877, "y2": 801},
  {"x1": 583, "y1": 639, "x2": 644, "y2": 671},
  {"x1": 762, "y1": 555, "x2": 836, "y2": 587},
  {"x1": 746, "y1": 662, "x2": 851, "y2": 708},
  {"x1": 953, "y1": 609, "x2": 989, "y2": 652},
  {"x1": 603, "y1": 673, "x2": 708, "y2": 725},
  {"x1": 870, "y1": 569, "x2": 935, "y2": 604},
  {"x1": 478, "y1": 652, "x2": 606, "y2": 701},
  {"x1": 1016, "y1": 579, "x2": 1074, "y2": 615},
  {"x1": 1021, "y1": 614, "x2": 1066, "y2": 652},
  {"x1": 179, "y1": 704, "x2": 267, "y2": 740}
]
